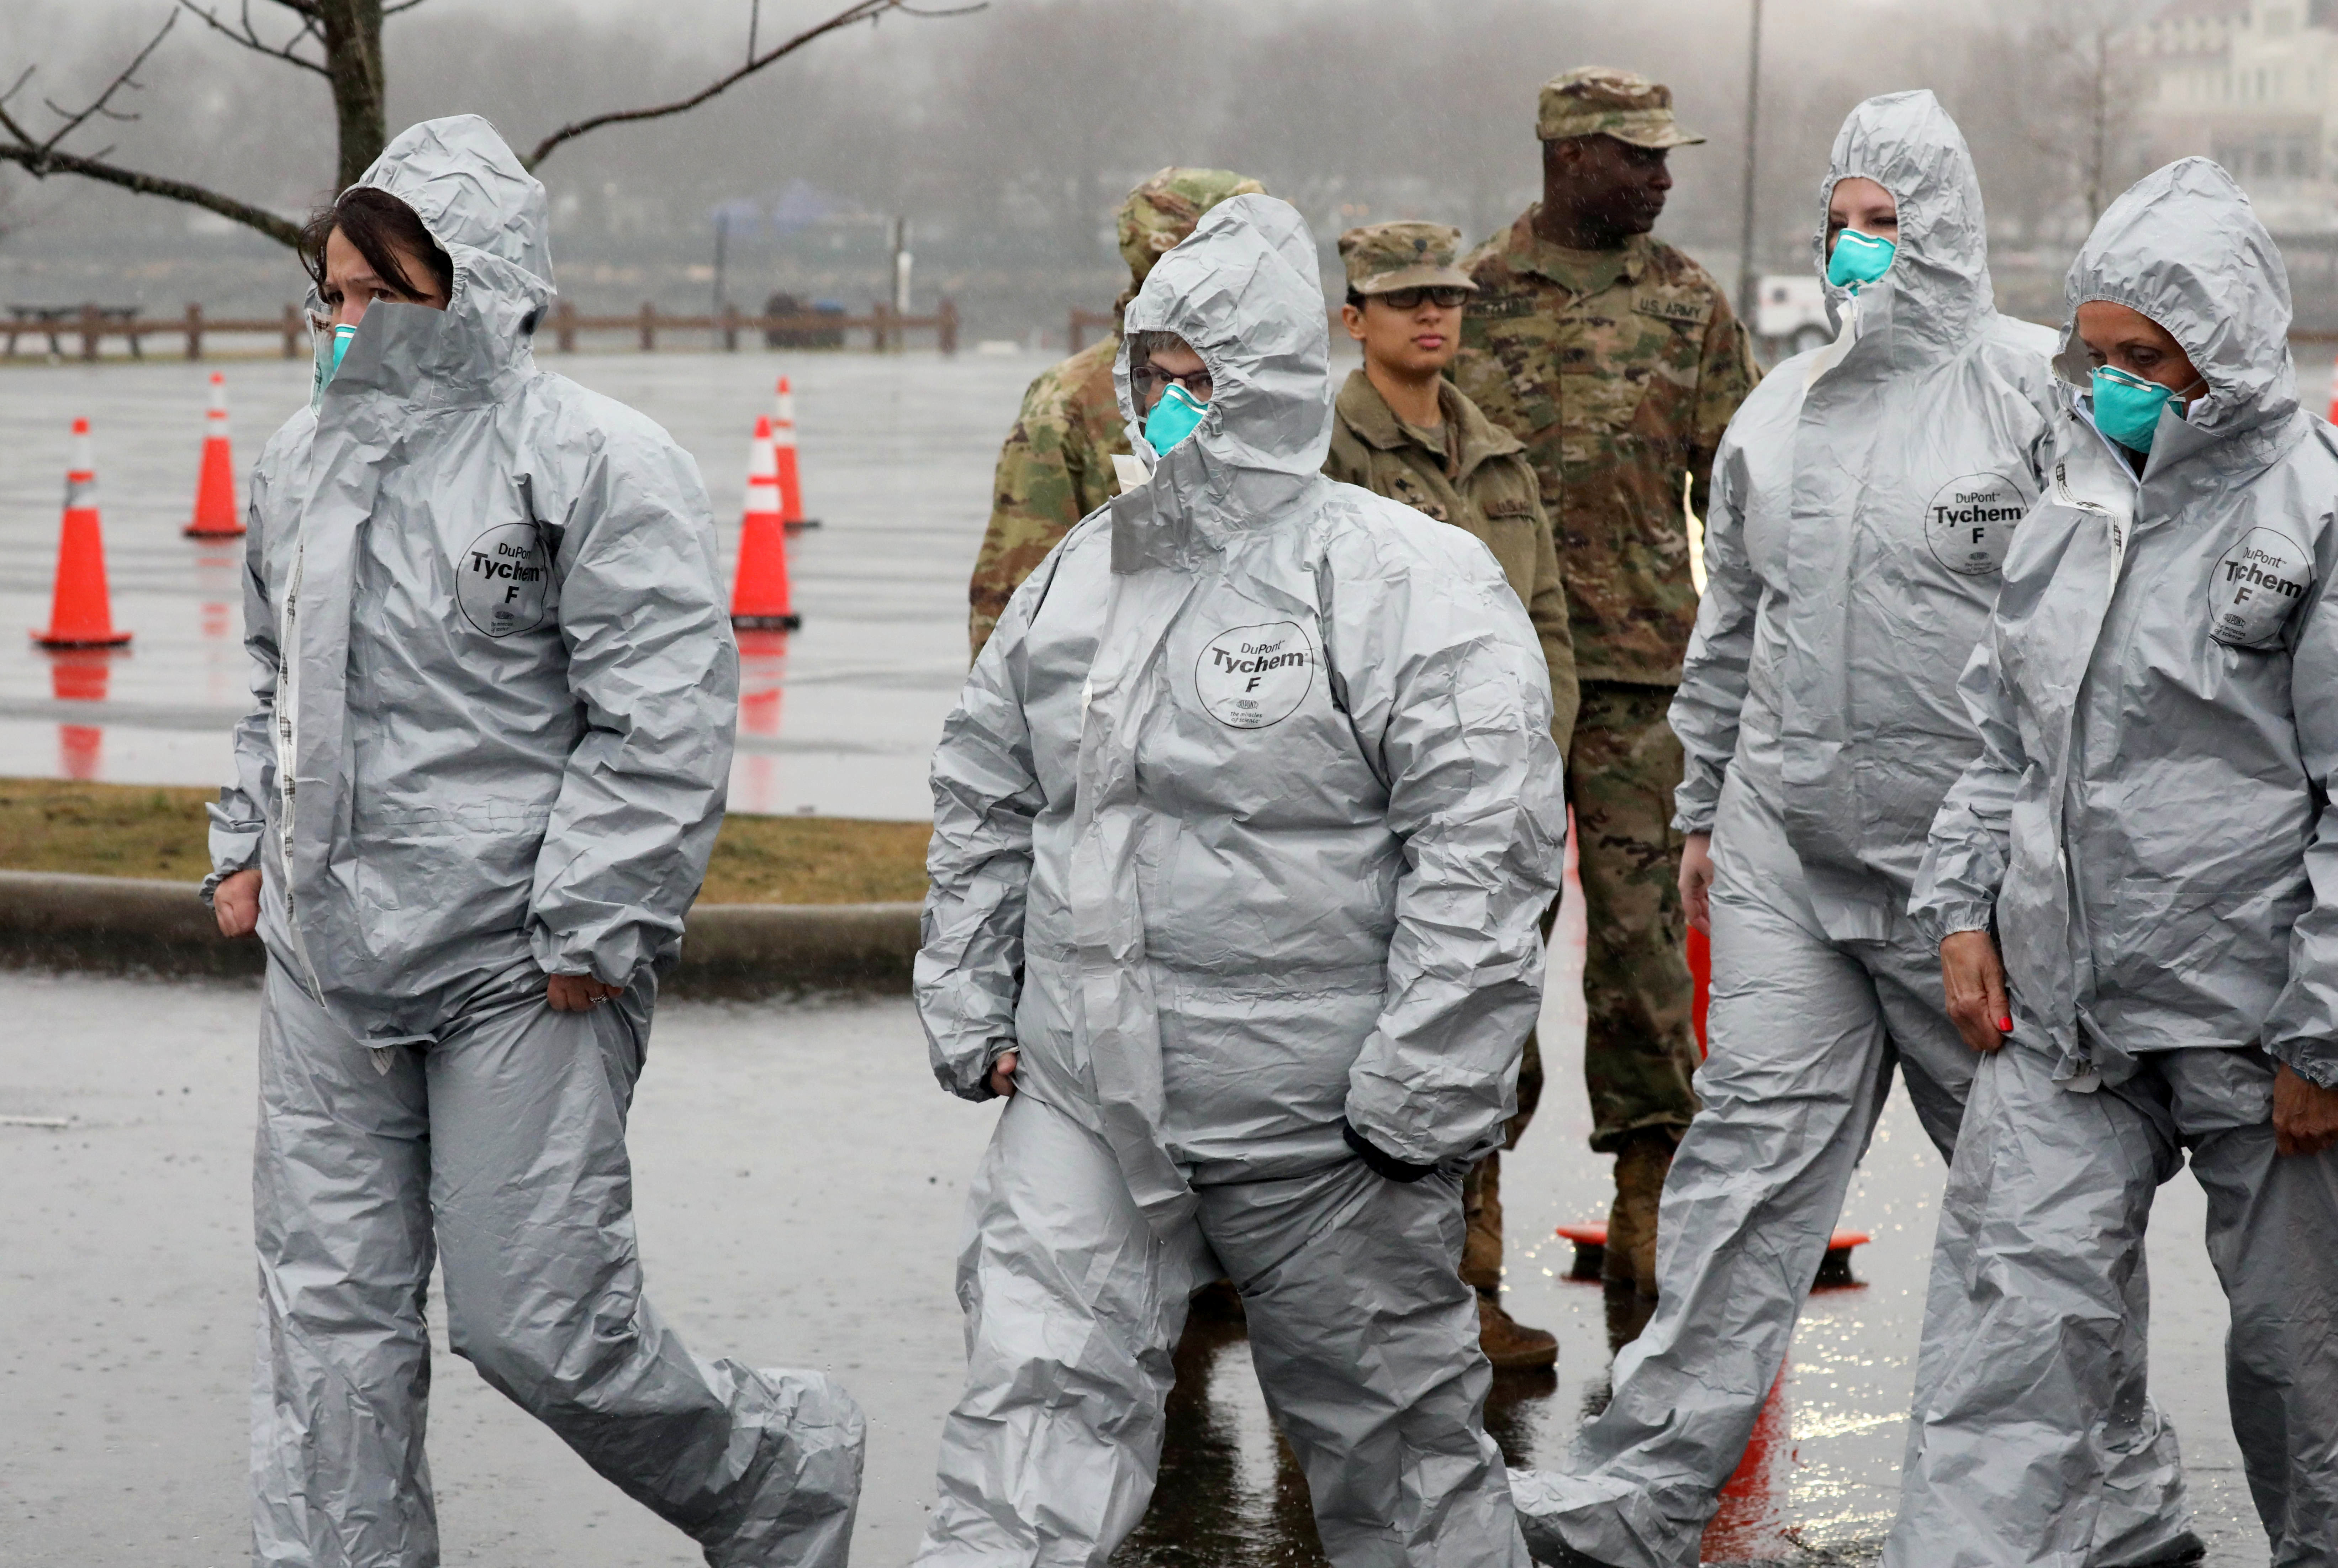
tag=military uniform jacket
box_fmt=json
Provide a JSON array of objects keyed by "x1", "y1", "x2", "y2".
[
  {"x1": 1454, "y1": 216, "x2": 1758, "y2": 686},
  {"x1": 967, "y1": 335, "x2": 1129, "y2": 656},
  {"x1": 1324, "y1": 367, "x2": 1579, "y2": 750}
]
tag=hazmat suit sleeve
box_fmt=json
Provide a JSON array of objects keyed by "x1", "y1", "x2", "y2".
[
  {"x1": 1669, "y1": 427, "x2": 1757, "y2": 835},
  {"x1": 2256, "y1": 536, "x2": 2338, "y2": 1088},
  {"x1": 1910, "y1": 637, "x2": 2023, "y2": 940},
  {"x1": 918, "y1": 553, "x2": 1055, "y2": 1101},
  {"x1": 526, "y1": 434, "x2": 737, "y2": 986},
  {"x1": 1341, "y1": 567, "x2": 1571, "y2": 1168},
  {"x1": 203, "y1": 464, "x2": 278, "y2": 903}
]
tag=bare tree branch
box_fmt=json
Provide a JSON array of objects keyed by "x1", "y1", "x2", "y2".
[
  {"x1": 176, "y1": 0, "x2": 330, "y2": 78},
  {"x1": 0, "y1": 142, "x2": 300, "y2": 245},
  {"x1": 523, "y1": 0, "x2": 981, "y2": 170},
  {"x1": 0, "y1": 13, "x2": 178, "y2": 156},
  {"x1": 0, "y1": 9, "x2": 300, "y2": 246},
  {"x1": 381, "y1": 0, "x2": 430, "y2": 14}
]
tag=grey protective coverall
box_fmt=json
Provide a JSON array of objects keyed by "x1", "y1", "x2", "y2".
[
  {"x1": 1510, "y1": 94, "x2": 2190, "y2": 1568},
  {"x1": 1890, "y1": 158, "x2": 2338, "y2": 1567},
  {"x1": 912, "y1": 195, "x2": 1569, "y2": 1566},
  {"x1": 209, "y1": 117, "x2": 862, "y2": 1566}
]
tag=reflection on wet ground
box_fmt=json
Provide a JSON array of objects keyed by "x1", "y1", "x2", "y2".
[{"x1": 1118, "y1": 1283, "x2": 1815, "y2": 1567}]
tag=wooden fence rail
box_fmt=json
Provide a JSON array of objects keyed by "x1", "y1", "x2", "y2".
[{"x1": 2, "y1": 298, "x2": 960, "y2": 360}]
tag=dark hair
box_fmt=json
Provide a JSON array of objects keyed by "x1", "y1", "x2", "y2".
[
  {"x1": 298, "y1": 187, "x2": 454, "y2": 302},
  {"x1": 1345, "y1": 286, "x2": 1367, "y2": 310},
  {"x1": 1128, "y1": 328, "x2": 1196, "y2": 362}
]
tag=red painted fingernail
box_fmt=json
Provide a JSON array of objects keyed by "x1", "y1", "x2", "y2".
[{"x1": 1997, "y1": 1017, "x2": 2012, "y2": 1032}]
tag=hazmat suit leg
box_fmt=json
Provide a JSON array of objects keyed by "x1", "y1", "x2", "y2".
[
  {"x1": 2189, "y1": 1062, "x2": 2338, "y2": 1560},
  {"x1": 252, "y1": 964, "x2": 439, "y2": 1567},
  {"x1": 1511, "y1": 785, "x2": 2189, "y2": 1567},
  {"x1": 252, "y1": 962, "x2": 865, "y2": 1568},
  {"x1": 914, "y1": 1094, "x2": 1530, "y2": 1567},
  {"x1": 912, "y1": 1092, "x2": 1213, "y2": 1566},
  {"x1": 1884, "y1": 1044, "x2": 2337, "y2": 1567},
  {"x1": 1510, "y1": 783, "x2": 1915, "y2": 1567},
  {"x1": 1206, "y1": 1158, "x2": 1529, "y2": 1568}
]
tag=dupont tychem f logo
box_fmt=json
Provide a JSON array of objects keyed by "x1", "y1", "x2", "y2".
[
  {"x1": 1925, "y1": 473, "x2": 2028, "y2": 576},
  {"x1": 457, "y1": 523, "x2": 550, "y2": 637},
  {"x1": 2210, "y1": 527, "x2": 2313, "y2": 649},
  {"x1": 1196, "y1": 621, "x2": 1315, "y2": 729}
]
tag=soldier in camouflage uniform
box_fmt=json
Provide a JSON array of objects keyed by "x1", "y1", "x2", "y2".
[
  {"x1": 1328, "y1": 220, "x2": 1575, "y2": 1371},
  {"x1": 966, "y1": 167, "x2": 1265, "y2": 656},
  {"x1": 1452, "y1": 68, "x2": 1759, "y2": 1300}
]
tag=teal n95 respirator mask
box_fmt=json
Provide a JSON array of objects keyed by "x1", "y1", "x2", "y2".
[
  {"x1": 2090, "y1": 365, "x2": 2201, "y2": 454},
  {"x1": 1826, "y1": 229, "x2": 1896, "y2": 291},
  {"x1": 1144, "y1": 382, "x2": 1208, "y2": 455},
  {"x1": 311, "y1": 322, "x2": 357, "y2": 411}
]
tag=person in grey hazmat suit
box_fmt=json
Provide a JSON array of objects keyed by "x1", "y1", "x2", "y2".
[
  {"x1": 204, "y1": 116, "x2": 863, "y2": 1567},
  {"x1": 1888, "y1": 157, "x2": 2338, "y2": 1568},
  {"x1": 910, "y1": 193, "x2": 1570, "y2": 1565},
  {"x1": 1509, "y1": 93, "x2": 2192, "y2": 1568}
]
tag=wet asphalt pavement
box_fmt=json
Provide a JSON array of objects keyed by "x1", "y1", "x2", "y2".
[
  {"x1": 0, "y1": 881, "x2": 2271, "y2": 1566},
  {"x1": 0, "y1": 348, "x2": 1059, "y2": 819}
]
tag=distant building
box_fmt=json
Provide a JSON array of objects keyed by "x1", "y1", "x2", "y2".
[{"x1": 2140, "y1": 0, "x2": 2338, "y2": 230}]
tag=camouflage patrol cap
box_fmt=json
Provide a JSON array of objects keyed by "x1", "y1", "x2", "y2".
[
  {"x1": 1537, "y1": 67, "x2": 1705, "y2": 148},
  {"x1": 1117, "y1": 167, "x2": 1268, "y2": 287},
  {"x1": 1337, "y1": 222, "x2": 1477, "y2": 296}
]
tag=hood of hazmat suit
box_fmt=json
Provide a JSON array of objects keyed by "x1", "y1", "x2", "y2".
[
  {"x1": 916, "y1": 194, "x2": 1570, "y2": 1230},
  {"x1": 1671, "y1": 89, "x2": 2060, "y2": 940},
  {"x1": 1916, "y1": 157, "x2": 2338, "y2": 1088},
  {"x1": 206, "y1": 115, "x2": 738, "y2": 1042}
]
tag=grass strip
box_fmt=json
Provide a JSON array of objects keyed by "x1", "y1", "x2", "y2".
[{"x1": 0, "y1": 778, "x2": 930, "y2": 905}]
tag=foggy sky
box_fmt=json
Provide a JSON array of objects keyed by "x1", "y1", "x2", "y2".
[{"x1": 1, "y1": 0, "x2": 2176, "y2": 334}]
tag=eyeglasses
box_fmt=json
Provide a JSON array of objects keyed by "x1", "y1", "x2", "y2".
[
  {"x1": 1370, "y1": 286, "x2": 1472, "y2": 311},
  {"x1": 1130, "y1": 364, "x2": 1214, "y2": 398}
]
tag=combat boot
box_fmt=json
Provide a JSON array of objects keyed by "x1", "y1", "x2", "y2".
[
  {"x1": 1477, "y1": 1293, "x2": 1557, "y2": 1371},
  {"x1": 1601, "y1": 1130, "x2": 1673, "y2": 1299}
]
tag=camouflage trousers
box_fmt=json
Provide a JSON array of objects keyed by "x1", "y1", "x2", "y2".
[
  {"x1": 1463, "y1": 683, "x2": 1698, "y2": 1295},
  {"x1": 1462, "y1": 1030, "x2": 1542, "y2": 1296},
  {"x1": 1571, "y1": 681, "x2": 1701, "y2": 1153}
]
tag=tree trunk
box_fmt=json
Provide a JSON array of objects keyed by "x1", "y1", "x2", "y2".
[{"x1": 318, "y1": 0, "x2": 389, "y2": 191}]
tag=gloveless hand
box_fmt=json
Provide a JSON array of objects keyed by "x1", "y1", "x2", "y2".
[
  {"x1": 2273, "y1": 1062, "x2": 2338, "y2": 1157},
  {"x1": 547, "y1": 973, "x2": 625, "y2": 1012},
  {"x1": 1939, "y1": 929, "x2": 2011, "y2": 1054},
  {"x1": 213, "y1": 867, "x2": 262, "y2": 938},
  {"x1": 1678, "y1": 832, "x2": 1714, "y2": 935}
]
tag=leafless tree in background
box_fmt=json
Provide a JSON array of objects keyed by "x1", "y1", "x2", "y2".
[
  {"x1": 0, "y1": 0, "x2": 974, "y2": 247},
  {"x1": 2035, "y1": 0, "x2": 2150, "y2": 225}
]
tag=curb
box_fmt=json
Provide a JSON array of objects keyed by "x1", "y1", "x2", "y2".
[{"x1": 0, "y1": 870, "x2": 921, "y2": 997}]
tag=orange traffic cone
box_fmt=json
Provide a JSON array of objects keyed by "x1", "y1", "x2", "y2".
[
  {"x1": 732, "y1": 415, "x2": 800, "y2": 631},
  {"x1": 185, "y1": 371, "x2": 244, "y2": 538},
  {"x1": 35, "y1": 419, "x2": 132, "y2": 648},
  {"x1": 772, "y1": 376, "x2": 820, "y2": 529}
]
